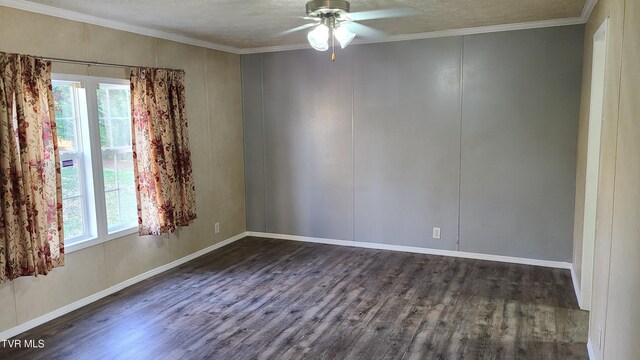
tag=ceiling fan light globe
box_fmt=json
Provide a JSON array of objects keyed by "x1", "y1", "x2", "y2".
[
  {"x1": 334, "y1": 26, "x2": 356, "y2": 49},
  {"x1": 308, "y1": 24, "x2": 329, "y2": 51}
]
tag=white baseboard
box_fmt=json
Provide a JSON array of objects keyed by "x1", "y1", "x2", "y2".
[
  {"x1": 587, "y1": 339, "x2": 596, "y2": 360},
  {"x1": 246, "y1": 231, "x2": 572, "y2": 269},
  {"x1": 571, "y1": 265, "x2": 585, "y2": 309},
  {"x1": 0, "y1": 232, "x2": 246, "y2": 340}
]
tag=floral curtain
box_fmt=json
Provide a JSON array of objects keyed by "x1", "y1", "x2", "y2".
[
  {"x1": 0, "y1": 53, "x2": 64, "y2": 283},
  {"x1": 130, "y1": 68, "x2": 197, "y2": 236}
]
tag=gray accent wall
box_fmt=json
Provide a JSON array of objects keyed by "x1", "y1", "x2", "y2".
[
  {"x1": 242, "y1": 54, "x2": 266, "y2": 231},
  {"x1": 262, "y1": 50, "x2": 355, "y2": 240},
  {"x1": 242, "y1": 25, "x2": 583, "y2": 262},
  {"x1": 460, "y1": 29, "x2": 583, "y2": 261},
  {"x1": 353, "y1": 38, "x2": 462, "y2": 249}
]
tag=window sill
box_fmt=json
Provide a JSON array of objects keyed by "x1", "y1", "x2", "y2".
[{"x1": 65, "y1": 226, "x2": 138, "y2": 254}]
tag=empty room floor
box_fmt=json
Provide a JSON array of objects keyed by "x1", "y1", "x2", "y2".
[{"x1": 2, "y1": 237, "x2": 589, "y2": 359}]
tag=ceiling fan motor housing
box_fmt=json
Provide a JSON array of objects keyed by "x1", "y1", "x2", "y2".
[{"x1": 306, "y1": 0, "x2": 350, "y2": 19}]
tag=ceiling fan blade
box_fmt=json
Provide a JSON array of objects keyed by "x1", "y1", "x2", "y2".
[
  {"x1": 347, "y1": 8, "x2": 416, "y2": 21},
  {"x1": 279, "y1": 23, "x2": 317, "y2": 35},
  {"x1": 345, "y1": 22, "x2": 387, "y2": 39}
]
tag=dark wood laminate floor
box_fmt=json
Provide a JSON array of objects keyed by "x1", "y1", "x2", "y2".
[{"x1": 1, "y1": 237, "x2": 588, "y2": 360}]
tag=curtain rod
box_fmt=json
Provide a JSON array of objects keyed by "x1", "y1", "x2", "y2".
[{"x1": 42, "y1": 56, "x2": 184, "y2": 72}]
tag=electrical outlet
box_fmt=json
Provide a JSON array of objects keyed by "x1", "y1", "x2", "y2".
[
  {"x1": 215, "y1": 222, "x2": 220, "y2": 234},
  {"x1": 432, "y1": 227, "x2": 441, "y2": 239}
]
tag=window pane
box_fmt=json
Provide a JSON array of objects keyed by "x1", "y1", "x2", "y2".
[
  {"x1": 104, "y1": 190, "x2": 120, "y2": 228},
  {"x1": 52, "y1": 83, "x2": 78, "y2": 151},
  {"x1": 61, "y1": 160, "x2": 82, "y2": 198},
  {"x1": 102, "y1": 150, "x2": 117, "y2": 190},
  {"x1": 108, "y1": 88, "x2": 130, "y2": 118},
  {"x1": 111, "y1": 118, "x2": 131, "y2": 147},
  {"x1": 117, "y1": 151, "x2": 136, "y2": 188},
  {"x1": 97, "y1": 84, "x2": 131, "y2": 148},
  {"x1": 97, "y1": 89, "x2": 110, "y2": 148},
  {"x1": 119, "y1": 188, "x2": 138, "y2": 225},
  {"x1": 53, "y1": 79, "x2": 88, "y2": 242},
  {"x1": 102, "y1": 151, "x2": 137, "y2": 231},
  {"x1": 63, "y1": 197, "x2": 84, "y2": 239},
  {"x1": 98, "y1": 82, "x2": 136, "y2": 232},
  {"x1": 53, "y1": 84, "x2": 74, "y2": 118},
  {"x1": 117, "y1": 152, "x2": 137, "y2": 223}
]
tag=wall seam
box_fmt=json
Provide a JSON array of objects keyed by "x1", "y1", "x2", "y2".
[
  {"x1": 457, "y1": 37, "x2": 465, "y2": 252},
  {"x1": 260, "y1": 55, "x2": 267, "y2": 232},
  {"x1": 351, "y1": 51, "x2": 356, "y2": 242},
  {"x1": 101, "y1": 243, "x2": 108, "y2": 288},
  {"x1": 11, "y1": 280, "x2": 17, "y2": 327},
  {"x1": 239, "y1": 56, "x2": 250, "y2": 231},
  {"x1": 84, "y1": 24, "x2": 90, "y2": 76},
  {"x1": 203, "y1": 48, "x2": 215, "y2": 241}
]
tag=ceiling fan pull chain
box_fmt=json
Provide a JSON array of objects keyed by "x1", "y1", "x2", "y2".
[{"x1": 331, "y1": 29, "x2": 336, "y2": 61}]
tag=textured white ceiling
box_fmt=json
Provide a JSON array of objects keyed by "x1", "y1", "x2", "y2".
[{"x1": 25, "y1": 0, "x2": 587, "y2": 49}]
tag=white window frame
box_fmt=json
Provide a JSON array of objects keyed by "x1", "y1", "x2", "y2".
[
  {"x1": 54, "y1": 79, "x2": 93, "y2": 244},
  {"x1": 53, "y1": 74, "x2": 138, "y2": 254}
]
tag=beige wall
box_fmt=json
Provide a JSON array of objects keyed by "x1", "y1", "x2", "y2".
[
  {"x1": 601, "y1": 0, "x2": 640, "y2": 358},
  {"x1": 0, "y1": 6, "x2": 246, "y2": 332},
  {"x1": 574, "y1": 0, "x2": 640, "y2": 358}
]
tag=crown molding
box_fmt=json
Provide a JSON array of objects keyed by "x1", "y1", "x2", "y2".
[
  {"x1": 582, "y1": 0, "x2": 598, "y2": 21},
  {"x1": 1, "y1": 0, "x2": 596, "y2": 56},
  {"x1": 238, "y1": 16, "x2": 586, "y2": 54},
  {"x1": 0, "y1": 0, "x2": 243, "y2": 54}
]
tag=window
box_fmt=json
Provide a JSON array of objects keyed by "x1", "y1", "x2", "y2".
[
  {"x1": 53, "y1": 80, "x2": 90, "y2": 242},
  {"x1": 97, "y1": 83, "x2": 137, "y2": 232},
  {"x1": 52, "y1": 76, "x2": 138, "y2": 250}
]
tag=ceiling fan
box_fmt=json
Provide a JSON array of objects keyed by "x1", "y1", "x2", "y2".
[{"x1": 281, "y1": 0, "x2": 415, "y2": 60}]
